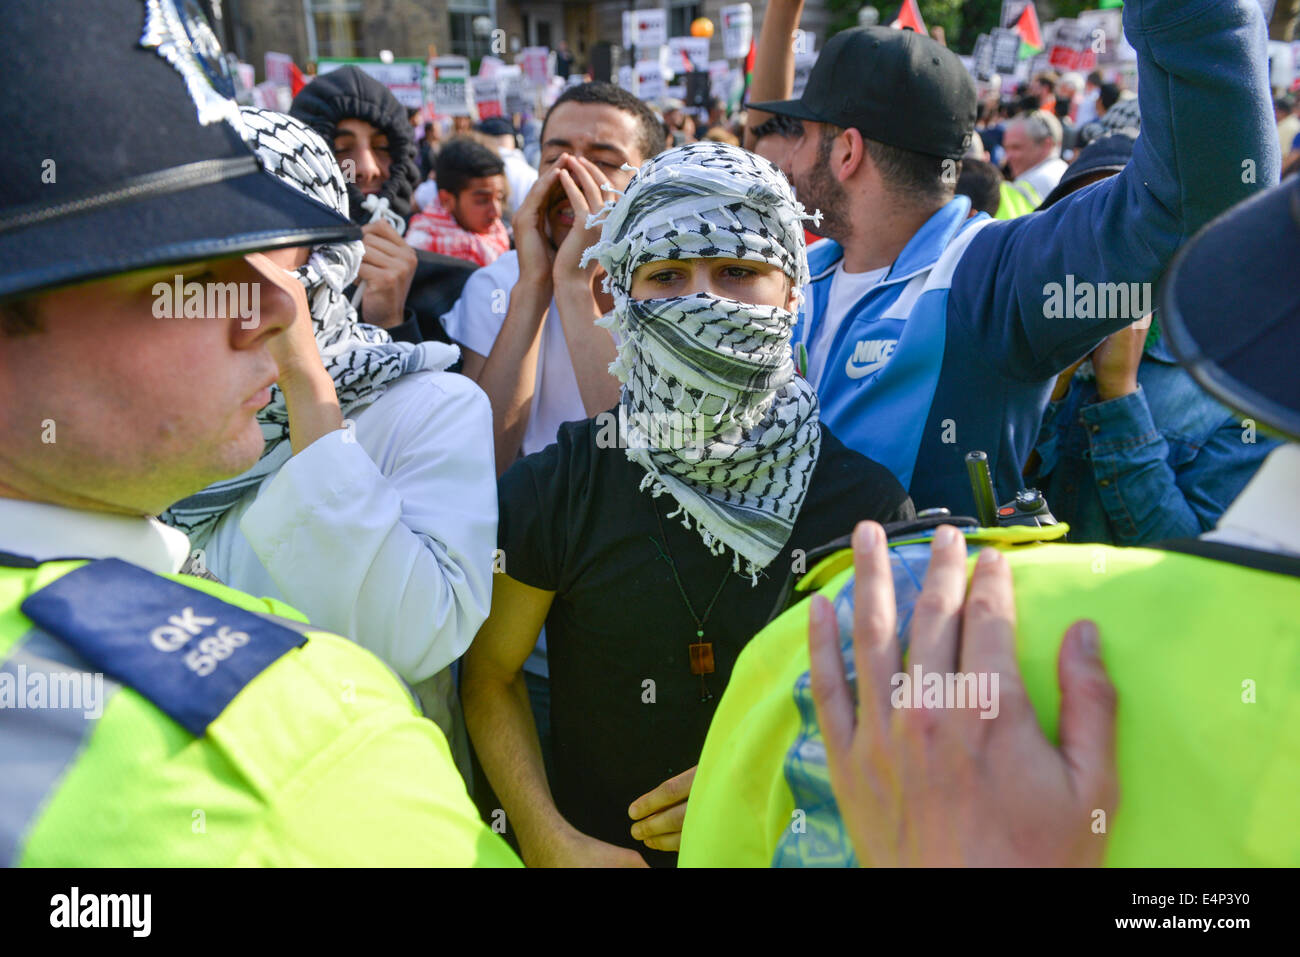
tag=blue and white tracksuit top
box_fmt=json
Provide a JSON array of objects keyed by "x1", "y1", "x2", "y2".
[{"x1": 792, "y1": 0, "x2": 1279, "y2": 515}]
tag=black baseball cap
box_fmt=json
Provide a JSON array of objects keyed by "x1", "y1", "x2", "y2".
[
  {"x1": 1160, "y1": 176, "x2": 1300, "y2": 443},
  {"x1": 0, "y1": 0, "x2": 359, "y2": 302},
  {"x1": 750, "y1": 26, "x2": 976, "y2": 160}
]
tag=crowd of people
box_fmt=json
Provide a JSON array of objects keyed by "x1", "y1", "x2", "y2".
[{"x1": 2, "y1": 0, "x2": 1298, "y2": 871}]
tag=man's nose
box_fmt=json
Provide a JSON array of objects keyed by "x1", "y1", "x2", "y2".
[
  {"x1": 236, "y1": 254, "x2": 296, "y2": 342},
  {"x1": 685, "y1": 271, "x2": 715, "y2": 298},
  {"x1": 355, "y1": 148, "x2": 383, "y2": 183}
]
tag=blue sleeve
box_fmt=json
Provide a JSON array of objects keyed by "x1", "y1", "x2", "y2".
[
  {"x1": 950, "y1": 0, "x2": 1279, "y2": 383},
  {"x1": 1085, "y1": 389, "x2": 1273, "y2": 544},
  {"x1": 1032, "y1": 391, "x2": 1075, "y2": 478}
]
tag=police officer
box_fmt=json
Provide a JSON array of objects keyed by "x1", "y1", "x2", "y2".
[
  {"x1": 0, "y1": 1, "x2": 518, "y2": 867},
  {"x1": 679, "y1": 175, "x2": 1300, "y2": 868}
]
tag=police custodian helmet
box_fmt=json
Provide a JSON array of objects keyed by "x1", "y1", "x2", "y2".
[
  {"x1": 1160, "y1": 175, "x2": 1300, "y2": 444},
  {"x1": 0, "y1": 0, "x2": 360, "y2": 301}
]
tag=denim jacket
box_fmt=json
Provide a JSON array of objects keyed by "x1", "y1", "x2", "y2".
[{"x1": 1029, "y1": 340, "x2": 1278, "y2": 546}]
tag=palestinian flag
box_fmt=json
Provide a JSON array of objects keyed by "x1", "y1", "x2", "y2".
[
  {"x1": 891, "y1": 0, "x2": 927, "y2": 35},
  {"x1": 742, "y1": 37, "x2": 755, "y2": 106},
  {"x1": 1014, "y1": 3, "x2": 1044, "y2": 59}
]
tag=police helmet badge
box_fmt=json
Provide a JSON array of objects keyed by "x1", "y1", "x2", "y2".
[{"x1": 140, "y1": 0, "x2": 242, "y2": 128}]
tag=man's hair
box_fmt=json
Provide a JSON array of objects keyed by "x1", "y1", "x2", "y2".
[
  {"x1": 1276, "y1": 95, "x2": 1297, "y2": 116},
  {"x1": 1034, "y1": 71, "x2": 1060, "y2": 94},
  {"x1": 956, "y1": 159, "x2": 1004, "y2": 217},
  {"x1": 822, "y1": 124, "x2": 958, "y2": 206},
  {"x1": 1086, "y1": 70, "x2": 1104, "y2": 88},
  {"x1": 750, "y1": 113, "x2": 803, "y2": 142},
  {"x1": 1099, "y1": 83, "x2": 1122, "y2": 111},
  {"x1": 1009, "y1": 110, "x2": 1063, "y2": 147},
  {"x1": 435, "y1": 137, "x2": 506, "y2": 197},
  {"x1": 542, "y1": 82, "x2": 667, "y2": 161},
  {"x1": 0, "y1": 298, "x2": 41, "y2": 337}
]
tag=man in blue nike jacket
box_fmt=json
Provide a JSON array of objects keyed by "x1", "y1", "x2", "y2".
[{"x1": 749, "y1": 0, "x2": 1278, "y2": 513}]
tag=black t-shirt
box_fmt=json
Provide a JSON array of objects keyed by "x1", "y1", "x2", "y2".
[{"x1": 496, "y1": 416, "x2": 914, "y2": 865}]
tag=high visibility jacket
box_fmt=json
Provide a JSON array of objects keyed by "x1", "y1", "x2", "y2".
[
  {"x1": 679, "y1": 526, "x2": 1300, "y2": 867},
  {"x1": 996, "y1": 180, "x2": 1038, "y2": 219},
  {"x1": 0, "y1": 555, "x2": 520, "y2": 867}
]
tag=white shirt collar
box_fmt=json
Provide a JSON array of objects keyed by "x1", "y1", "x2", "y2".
[
  {"x1": 0, "y1": 499, "x2": 191, "y2": 574},
  {"x1": 1201, "y1": 444, "x2": 1300, "y2": 558}
]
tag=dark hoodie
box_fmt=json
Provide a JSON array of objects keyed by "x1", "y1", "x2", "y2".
[
  {"x1": 290, "y1": 66, "x2": 421, "y2": 225},
  {"x1": 290, "y1": 66, "x2": 476, "y2": 347}
]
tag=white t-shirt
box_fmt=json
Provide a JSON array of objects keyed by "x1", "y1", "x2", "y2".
[
  {"x1": 807, "y1": 263, "x2": 889, "y2": 386},
  {"x1": 500, "y1": 149, "x2": 539, "y2": 218},
  {"x1": 1015, "y1": 156, "x2": 1070, "y2": 206},
  {"x1": 440, "y1": 249, "x2": 588, "y2": 460}
]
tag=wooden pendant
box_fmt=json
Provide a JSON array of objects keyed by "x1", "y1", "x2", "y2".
[{"x1": 689, "y1": 640, "x2": 715, "y2": 676}]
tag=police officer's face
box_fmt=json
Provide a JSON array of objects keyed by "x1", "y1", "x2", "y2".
[{"x1": 0, "y1": 254, "x2": 295, "y2": 516}]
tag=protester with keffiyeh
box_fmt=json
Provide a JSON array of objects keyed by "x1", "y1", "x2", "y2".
[
  {"x1": 462, "y1": 142, "x2": 914, "y2": 868},
  {"x1": 163, "y1": 107, "x2": 498, "y2": 776}
]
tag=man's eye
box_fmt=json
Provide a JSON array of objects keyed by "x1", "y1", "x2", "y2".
[
  {"x1": 649, "y1": 271, "x2": 680, "y2": 283},
  {"x1": 722, "y1": 267, "x2": 757, "y2": 279}
]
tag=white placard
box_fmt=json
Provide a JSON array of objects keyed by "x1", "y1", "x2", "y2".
[
  {"x1": 471, "y1": 75, "x2": 505, "y2": 119},
  {"x1": 429, "y1": 55, "x2": 470, "y2": 80},
  {"x1": 791, "y1": 51, "x2": 818, "y2": 99},
  {"x1": 433, "y1": 77, "x2": 474, "y2": 117},
  {"x1": 623, "y1": 8, "x2": 668, "y2": 49},
  {"x1": 635, "y1": 60, "x2": 667, "y2": 101},
  {"x1": 721, "y1": 3, "x2": 753, "y2": 59},
  {"x1": 520, "y1": 47, "x2": 551, "y2": 88},
  {"x1": 478, "y1": 55, "x2": 505, "y2": 78},
  {"x1": 318, "y1": 59, "x2": 425, "y2": 109},
  {"x1": 264, "y1": 51, "x2": 295, "y2": 87},
  {"x1": 668, "y1": 36, "x2": 710, "y2": 74}
]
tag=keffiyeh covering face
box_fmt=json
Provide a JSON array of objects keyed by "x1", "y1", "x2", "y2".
[
  {"x1": 162, "y1": 107, "x2": 458, "y2": 545},
  {"x1": 581, "y1": 142, "x2": 823, "y2": 583}
]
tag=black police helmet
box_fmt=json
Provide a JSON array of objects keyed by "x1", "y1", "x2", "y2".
[{"x1": 0, "y1": 0, "x2": 359, "y2": 301}]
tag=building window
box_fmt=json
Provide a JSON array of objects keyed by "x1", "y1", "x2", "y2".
[
  {"x1": 449, "y1": 0, "x2": 492, "y2": 59},
  {"x1": 669, "y1": 1, "x2": 701, "y2": 39},
  {"x1": 315, "y1": 0, "x2": 363, "y2": 59}
]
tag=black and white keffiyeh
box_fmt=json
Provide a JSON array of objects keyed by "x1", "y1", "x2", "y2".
[
  {"x1": 581, "y1": 142, "x2": 824, "y2": 582},
  {"x1": 162, "y1": 106, "x2": 457, "y2": 545}
]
